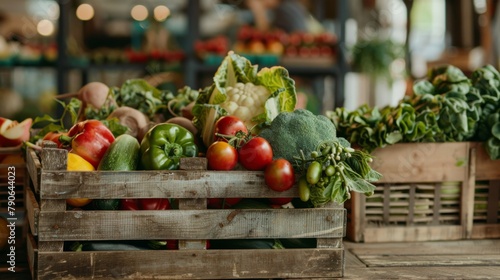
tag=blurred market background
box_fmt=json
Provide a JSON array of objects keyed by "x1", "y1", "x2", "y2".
[{"x1": 0, "y1": 0, "x2": 498, "y2": 121}]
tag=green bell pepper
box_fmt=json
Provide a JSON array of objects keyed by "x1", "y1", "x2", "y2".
[{"x1": 140, "y1": 123, "x2": 198, "y2": 170}]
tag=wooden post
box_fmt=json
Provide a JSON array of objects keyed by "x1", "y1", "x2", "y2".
[
  {"x1": 177, "y1": 157, "x2": 208, "y2": 250},
  {"x1": 38, "y1": 141, "x2": 67, "y2": 252}
]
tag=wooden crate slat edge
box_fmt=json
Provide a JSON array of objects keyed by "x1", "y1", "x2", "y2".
[
  {"x1": 38, "y1": 208, "x2": 346, "y2": 241},
  {"x1": 35, "y1": 248, "x2": 344, "y2": 280},
  {"x1": 39, "y1": 170, "x2": 299, "y2": 199}
]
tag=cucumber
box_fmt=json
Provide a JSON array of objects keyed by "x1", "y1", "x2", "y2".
[
  {"x1": 69, "y1": 241, "x2": 150, "y2": 251},
  {"x1": 98, "y1": 134, "x2": 140, "y2": 171},
  {"x1": 92, "y1": 199, "x2": 120, "y2": 210}
]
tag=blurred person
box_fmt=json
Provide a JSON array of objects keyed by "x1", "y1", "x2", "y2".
[{"x1": 245, "y1": 0, "x2": 322, "y2": 33}]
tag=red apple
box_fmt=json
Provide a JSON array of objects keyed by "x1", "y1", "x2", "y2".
[{"x1": 0, "y1": 118, "x2": 32, "y2": 147}]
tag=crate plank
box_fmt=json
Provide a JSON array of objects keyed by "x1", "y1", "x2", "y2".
[
  {"x1": 473, "y1": 142, "x2": 500, "y2": 180},
  {"x1": 357, "y1": 254, "x2": 500, "y2": 267},
  {"x1": 36, "y1": 248, "x2": 344, "y2": 280},
  {"x1": 26, "y1": 148, "x2": 41, "y2": 193},
  {"x1": 362, "y1": 225, "x2": 463, "y2": 242},
  {"x1": 39, "y1": 170, "x2": 298, "y2": 199},
  {"x1": 370, "y1": 142, "x2": 469, "y2": 183},
  {"x1": 37, "y1": 208, "x2": 345, "y2": 241},
  {"x1": 25, "y1": 187, "x2": 39, "y2": 236},
  {"x1": 27, "y1": 232, "x2": 37, "y2": 280}
]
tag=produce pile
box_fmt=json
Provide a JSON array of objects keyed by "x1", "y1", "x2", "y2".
[
  {"x1": 327, "y1": 64, "x2": 500, "y2": 159},
  {"x1": 15, "y1": 52, "x2": 379, "y2": 250}
]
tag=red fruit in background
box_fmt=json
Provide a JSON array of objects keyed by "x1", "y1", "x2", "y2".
[
  {"x1": 288, "y1": 33, "x2": 302, "y2": 46},
  {"x1": 268, "y1": 197, "x2": 293, "y2": 206},
  {"x1": 299, "y1": 46, "x2": 312, "y2": 57},
  {"x1": 309, "y1": 46, "x2": 321, "y2": 57},
  {"x1": 301, "y1": 33, "x2": 315, "y2": 45},
  {"x1": 207, "y1": 198, "x2": 242, "y2": 209},
  {"x1": 0, "y1": 117, "x2": 32, "y2": 147},
  {"x1": 320, "y1": 46, "x2": 334, "y2": 57},
  {"x1": 285, "y1": 46, "x2": 298, "y2": 57}
]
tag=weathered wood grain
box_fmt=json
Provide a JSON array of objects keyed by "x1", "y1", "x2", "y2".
[
  {"x1": 37, "y1": 208, "x2": 345, "y2": 241},
  {"x1": 26, "y1": 148, "x2": 41, "y2": 193},
  {"x1": 370, "y1": 142, "x2": 470, "y2": 183},
  {"x1": 473, "y1": 142, "x2": 500, "y2": 180},
  {"x1": 36, "y1": 248, "x2": 344, "y2": 280},
  {"x1": 26, "y1": 233, "x2": 37, "y2": 280},
  {"x1": 358, "y1": 254, "x2": 500, "y2": 267},
  {"x1": 25, "y1": 187, "x2": 39, "y2": 236},
  {"x1": 362, "y1": 225, "x2": 464, "y2": 243},
  {"x1": 343, "y1": 266, "x2": 500, "y2": 280},
  {"x1": 38, "y1": 169, "x2": 299, "y2": 199},
  {"x1": 346, "y1": 239, "x2": 500, "y2": 254}
]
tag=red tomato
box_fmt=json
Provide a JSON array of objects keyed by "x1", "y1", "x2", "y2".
[
  {"x1": 207, "y1": 198, "x2": 242, "y2": 209},
  {"x1": 214, "y1": 116, "x2": 248, "y2": 142},
  {"x1": 206, "y1": 141, "x2": 238, "y2": 170},
  {"x1": 264, "y1": 159, "x2": 295, "y2": 192},
  {"x1": 238, "y1": 137, "x2": 273, "y2": 171},
  {"x1": 268, "y1": 197, "x2": 293, "y2": 206}
]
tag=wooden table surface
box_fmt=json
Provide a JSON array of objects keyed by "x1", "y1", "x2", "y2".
[
  {"x1": 1, "y1": 239, "x2": 499, "y2": 279},
  {"x1": 344, "y1": 239, "x2": 500, "y2": 279}
]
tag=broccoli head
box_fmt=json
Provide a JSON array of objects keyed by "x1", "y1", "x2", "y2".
[{"x1": 259, "y1": 109, "x2": 340, "y2": 165}]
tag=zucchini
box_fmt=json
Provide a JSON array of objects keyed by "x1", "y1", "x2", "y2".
[{"x1": 98, "y1": 134, "x2": 140, "y2": 171}]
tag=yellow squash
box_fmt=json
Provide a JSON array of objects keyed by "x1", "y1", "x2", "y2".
[{"x1": 66, "y1": 153, "x2": 94, "y2": 207}]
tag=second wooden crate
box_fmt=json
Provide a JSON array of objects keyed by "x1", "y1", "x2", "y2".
[
  {"x1": 346, "y1": 142, "x2": 472, "y2": 242},
  {"x1": 470, "y1": 142, "x2": 500, "y2": 239}
]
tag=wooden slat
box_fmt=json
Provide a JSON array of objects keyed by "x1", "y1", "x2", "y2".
[
  {"x1": 470, "y1": 224, "x2": 500, "y2": 239},
  {"x1": 38, "y1": 146, "x2": 67, "y2": 253},
  {"x1": 26, "y1": 232, "x2": 37, "y2": 280},
  {"x1": 370, "y1": 142, "x2": 469, "y2": 183},
  {"x1": 347, "y1": 239, "x2": 500, "y2": 255},
  {"x1": 37, "y1": 208, "x2": 346, "y2": 241},
  {"x1": 26, "y1": 148, "x2": 41, "y2": 193},
  {"x1": 178, "y1": 198, "x2": 208, "y2": 250},
  {"x1": 463, "y1": 145, "x2": 476, "y2": 239},
  {"x1": 343, "y1": 266, "x2": 500, "y2": 280},
  {"x1": 362, "y1": 225, "x2": 464, "y2": 243},
  {"x1": 473, "y1": 142, "x2": 500, "y2": 180},
  {"x1": 357, "y1": 254, "x2": 500, "y2": 267},
  {"x1": 39, "y1": 170, "x2": 298, "y2": 199},
  {"x1": 25, "y1": 187, "x2": 39, "y2": 236},
  {"x1": 486, "y1": 180, "x2": 500, "y2": 223},
  {"x1": 36, "y1": 248, "x2": 344, "y2": 280}
]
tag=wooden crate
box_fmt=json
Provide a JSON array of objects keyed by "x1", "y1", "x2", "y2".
[
  {"x1": 25, "y1": 144, "x2": 346, "y2": 280},
  {"x1": 346, "y1": 142, "x2": 472, "y2": 242},
  {"x1": 469, "y1": 142, "x2": 500, "y2": 239},
  {"x1": 1, "y1": 146, "x2": 28, "y2": 222}
]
